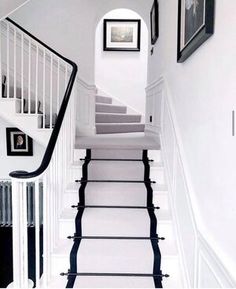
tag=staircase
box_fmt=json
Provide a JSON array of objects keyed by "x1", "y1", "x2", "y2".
[
  {"x1": 0, "y1": 16, "x2": 184, "y2": 289},
  {"x1": 0, "y1": 18, "x2": 70, "y2": 147},
  {"x1": 95, "y1": 95, "x2": 145, "y2": 134},
  {"x1": 48, "y1": 147, "x2": 184, "y2": 288}
]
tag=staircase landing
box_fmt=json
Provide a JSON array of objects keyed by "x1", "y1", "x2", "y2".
[{"x1": 75, "y1": 133, "x2": 160, "y2": 150}]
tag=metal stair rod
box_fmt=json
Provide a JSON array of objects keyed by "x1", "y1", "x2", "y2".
[
  {"x1": 71, "y1": 204, "x2": 160, "y2": 210},
  {"x1": 60, "y1": 272, "x2": 170, "y2": 278},
  {"x1": 80, "y1": 158, "x2": 154, "y2": 162},
  {"x1": 75, "y1": 179, "x2": 156, "y2": 184},
  {"x1": 67, "y1": 235, "x2": 165, "y2": 241}
]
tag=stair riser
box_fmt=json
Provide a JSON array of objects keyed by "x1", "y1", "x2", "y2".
[
  {"x1": 64, "y1": 189, "x2": 169, "y2": 209},
  {"x1": 63, "y1": 192, "x2": 80, "y2": 209},
  {"x1": 69, "y1": 167, "x2": 82, "y2": 183},
  {"x1": 96, "y1": 124, "x2": 145, "y2": 134},
  {"x1": 96, "y1": 95, "x2": 112, "y2": 104},
  {"x1": 91, "y1": 149, "x2": 143, "y2": 159},
  {"x1": 96, "y1": 114, "x2": 141, "y2": 124},
  {"x1": 96, "y1": 105, "x2": 127, "y2": 114},
  {"x1": 50, "y1": 254, "x2": 179, "y2": 278},
  {"x1": 88, "y1": 161, "x2": 145, "y2": 181},
  {"x1": 51, "y1": 254, "x2": 71, "y2": 276},
  {"x1": 70, "y1": 164, "x2": 165, "y2": 185},
  {"x1": 59, "y1": 219, "x2": 174, "y2": 240},
  {"x1": 74, "y1": 149, "x2": 87, "y2": 162},
  {"x1": 153, "y1": 192, "x2": 169, "y2": 211}
]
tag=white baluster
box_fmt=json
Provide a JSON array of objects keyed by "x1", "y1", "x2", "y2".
[
  {"x1": 50, "y1": 53, "x2": 53, "y2": 129},
  {"x1": 35, "y1": 179, "x2": 40, "y2": 288},
  {"x1": 6, "y1": 22, "x2": 10, "y2": 99},
  {"x1": 42, "y1": 49, "x2": 46, "y2": 129},
  {"x1": 11, "y1": 180, "x2": 29, "y2": 288},
  {"x1": 43, "y1": 173, "x2": 50, "y2": 286},
  {"x1": 28, "y1": 39, "x2": 31, "y2": 114},
  {"x1": 14, "y1": 27, "x2": 17, "y2": 99},
  {"x1": 21, "y1": 32, "x2": 24, "y2": 113},
  {"x1": 35, "y1": 45, "x2": 39, "y2": 115},
  {"x1": 57, "y1": 58, "x2": 60, "y2": 113},
  {"x1": 0, "y1": 22, "x2": 2, "y2": 98}
]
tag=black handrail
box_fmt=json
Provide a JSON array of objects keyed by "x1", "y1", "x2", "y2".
[{"x1": 6, "y1": 18, "x2": 78, "y2": 179}]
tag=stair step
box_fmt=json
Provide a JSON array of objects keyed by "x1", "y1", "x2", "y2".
[
  {"x1": 96, "y1": 123, "x2": 145, "y2": 134},
  {"x1": 65, "y1": 182, "x2": 168, "y2": 208},
  {"x1": 80, "y1": 208, "x2": 150, "y2": 237},
  {"x1": 75, "y1": 239, "x2": 154, "y2": 273},
  {"x1": 87, "y1": 160, "x2": 145, "y2": 181},
  {"x1": 51, "y1": 240, "x2": 179, "y2": 282},
  {"x1": 91, "y1": 149, "x2": 143, "y2": 159},
  {"x1": 96, "y1": 103, "x2": 127, "y2": 114},
  {"x1": 59, "y1": 208, "x2": 173, "y2": 240},
  {"x1": 96, "y1": 95, "x2": 112, "y2": 104},
  {"x1": 96, "y1": 113, "x2": 141, "y2": 124}
]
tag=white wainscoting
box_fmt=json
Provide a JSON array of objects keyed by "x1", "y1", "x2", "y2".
[
  {"x1": 76, "y1": 77, "x2": 97, "y2": 136},
  {"x1": 145, "y1": 77, "x2": 236, "y2": 288}
]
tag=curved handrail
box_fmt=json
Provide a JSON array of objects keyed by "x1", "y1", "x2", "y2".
[{"x1": 6, "y1": 18, "x2": 78, "y2": 179}]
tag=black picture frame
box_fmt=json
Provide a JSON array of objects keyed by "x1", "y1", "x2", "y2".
[
  {"x1": 6, "y1": 128, "x2": 33, "y2": 156},
  {"x1": 103, "y1": 19, "x2": 141, "y2": 52},
  {"x1": 177, "y1": 0, "x2": 214, "y2": 62},
  {"x1": 150, "y1": 0, "x2": 159, "y2": 45}
]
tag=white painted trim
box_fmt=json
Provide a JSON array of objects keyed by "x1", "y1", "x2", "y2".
[
  {"x1": 145, "y1": 76, "x2": 236, "y2": 288},
  {"x1": 77, "y1": 77, "x2": 97, "y2": 92}
]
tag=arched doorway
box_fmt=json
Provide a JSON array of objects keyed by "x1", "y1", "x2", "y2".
[{"x1": 95, "y1": 8, "x2": 149, "y2": 116}]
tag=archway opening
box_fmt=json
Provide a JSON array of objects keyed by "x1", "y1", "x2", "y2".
[{"x1": 95, "y1": 8, "x2": 149, "y2": 116}]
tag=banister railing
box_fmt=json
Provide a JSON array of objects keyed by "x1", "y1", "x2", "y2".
[
  {"x1": 0, "y1": 18, "x2": 78, "y2": 288},
  {"x1": 5, "y1": 18, "x2": 77, "y2": 172}
]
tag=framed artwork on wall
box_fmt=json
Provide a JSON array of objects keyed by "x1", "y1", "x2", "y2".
[
  {"x1": 103, "y1": 19, "x2": 141, "y2": 51},
  {"x1": 6, "y1": 128, "x2": 33, "y2": 156},
  {"x1": 177, "y1": 0, "x2": 215, "y2": 62},
  {"x1": 150, "y1": 0, "x2": 159, "y2": 45}
]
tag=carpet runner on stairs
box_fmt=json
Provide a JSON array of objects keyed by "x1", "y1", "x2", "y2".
[
  {"x1": 95, "y1": 95, "x2": 145, "y2": 134},
  {"x1": 63, "y1": 149, "x2": 166, "y2": 288}
]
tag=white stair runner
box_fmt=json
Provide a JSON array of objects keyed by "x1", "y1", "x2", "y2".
[{"x1": 64, "y1": 149, "x2": 162, "y2": 288}]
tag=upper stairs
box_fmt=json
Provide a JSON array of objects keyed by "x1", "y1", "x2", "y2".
[{"x1": 95, "y1": 95, "x2": 145, "y2": 134}]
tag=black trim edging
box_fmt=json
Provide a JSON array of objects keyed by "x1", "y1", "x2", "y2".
[
  {"x1": 143, "y1": 150, "x2": 163, "y2": 288},
  {"x1": 66, "y1": 150, "x2": 91, "y2": 288}
]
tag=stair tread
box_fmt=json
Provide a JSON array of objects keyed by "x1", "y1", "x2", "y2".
[
  {"x1": 96, "y1": 103, "x2": 126, "y2": 108},
  {"x1": 96, "y1": 113, "x2": 141, "y2": 116},
  {"x1": 75, "y1": 239, "x2": 154, "y2": 273},
  {"x1": 96, "y1": 123, "x2": 144, "y2": 126},
  {"x1": 65, "y1": 181, "x2": 167, "y2": 195},
  {"x1": 87, "y1": 160, "x2": 145, "y2": 181},
  {"x1": 96, "y1": 95, "x2": 112, "y2": 104},
  {"x1": 60, "y1": 207, "x2": 171, "y2": 222},
  {"x1": 73, "y1": 276, "x2": 155, "y2": 288},
  {"x1": 52, "y1": 236, "x2": 178, "y2": 257},
  {"x1": 75, "y1": 133, "x2": 161, "y2": 150}
]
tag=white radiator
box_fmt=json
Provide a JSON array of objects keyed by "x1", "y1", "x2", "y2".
[{"x1": 0, "y1": 181, "x2": 43, "y2": 227}]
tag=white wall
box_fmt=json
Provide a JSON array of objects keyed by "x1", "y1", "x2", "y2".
[
  {"x1": 95, "y1": 9, "x2": 148, "y2": 114},
  {"x1": 147, "y1": 0, "x2": 236, "y2": 283},
  {"x1": 0, "y1": 116, "x2": 45, "y2": 179},
  {"x1": 11, "y1": 0, "x2": 152, "y2": 84},
  {"x1": 0, "y1": 0, "x2": 31, "y2": 21}
]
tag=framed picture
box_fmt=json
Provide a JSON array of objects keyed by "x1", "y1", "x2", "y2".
[
  {"x1": 6, "y1": 128, "x2": 33, "y2": 156},
  {"x1": 103, "y1": 19, "x2": 141, "y2": 51},
  {"x1": 150, "y1": 0, "x2": 159, "y2": 45},
  {"x1": 177, "y1": 0, "x2": 214, "y2": 62}
]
